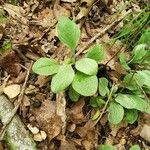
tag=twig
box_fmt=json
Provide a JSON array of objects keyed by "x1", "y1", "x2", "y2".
[
  {"x1": 94, "y1": 82, "x2": 115, "y2": 125},
  {"x1": 105, "y1": 45, "x2": 126, "y2": 65},
  {"x1": 135, "y1": 79, "x2": 149, "y2": 102},
  {"x1": 0, "y1": 61, "x2": 33, "y2": 140},
  {"x1": 75, "y1": 10, "x2": 131, "y2": 57}
]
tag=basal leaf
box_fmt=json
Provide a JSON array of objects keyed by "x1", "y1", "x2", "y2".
[
  {"x1": 72, "y1": 72, "x2": 98, "y2": 96},
  {"x1": 125, "y1": 109, "x2": 138, "y2": 124},
  {"x1": 69, "y1": 86, "x2": 80, "y2": 102},
  {"x1": 75, "y1": 58, "x2": 98, "y2": 75},
  {"x1": 123, "y1": 73, "x2": 144, "y2": 91},
  {"x1": 129, "y1": 145, "x2": 141, "y2": 150},
  {"x1": 57, "y1": 16, "x2": 80, "y2": 51},
  {"x1": 99, "y1": 77, "x2": 109, "y2": 97},
  {"x1": 51, "y1": 64, "x2": 75, "y2": 93},
  {"x1": 90, "y1": 96, "x2": 105, "y2": 108},
  {"x1": 108, "y1": 102, "x2": 124, "y2": 124},
  {"x1": 115, "y1": 94, "x2": 149, "y2": 112},
  {"x1": 138, "y1": 29, "x2": 150, "y2": 45},
  {"x1": 99, "y1": 144, "x2": 117, "y2": 150},
  {"x1": 119, "y1": 52, "x2": 130, "y2": 70},
  {"x1": 130, "y1": 44, "x2": 147, "y2": 64},
  {"x1": 86, "y1": 44, "x2": 105, "y2": 62},
  {"x1": 32, "y1": 58, "x2": 60, "y2": 76}
]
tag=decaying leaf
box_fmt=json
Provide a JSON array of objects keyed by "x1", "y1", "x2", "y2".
[
  {"x1": 32, "y1": 100, "x2": 63, "y2": 141},
  {"x1": 69, "y1": 99, "x2": 86, "y2": 124},
  {"x1": 0, "y1": 51, "x2": 21, "y2": 77},
  {"x1": 3, "y1": 84, "x2": 21, "y2": 99}
]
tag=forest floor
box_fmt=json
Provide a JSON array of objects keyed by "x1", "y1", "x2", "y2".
[{"x1": 0, "y1": 0, "x2": 150, "y2": 150}]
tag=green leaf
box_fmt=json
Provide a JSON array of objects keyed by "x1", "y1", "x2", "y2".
[
  {"x1": 86, "y1": 44, "x2": 105, "y2": 62},
  {"x1": 130, "y1": 44, "x2": 147, "y2": 64},
  {"x1": 57, "y1": 16, "x2": 80, "y2": 51},
  {"x1": 119, "y1": 52, "x2": 130, "y2": 70},
  {"x1": 51, "y1": 64, "x2": 75, "y2": 93},
  {"x1": 32, "y1": 58, "x2": 60, "y2": 76},
  {"x1": 129, "y1": 145, "x2": 141, "y2": 150},
  {"x1": 99, "y1": 77, "x2": 109, "y2": 97},
  {"x1": 108, "y1": 102, "x2": 124, "y2": 124},
  {"x1": 72, "y1": 72, "x2": 98, "y2": 96},
  {"x1": 125, "y1": 109, "x2": 138, "y2": 124},
  {"x1": 99, "y1": 144, "x2": 117, "y2": 150},
  {"x1": 136, "y1": 70, "x2": 150, "y2": 89},
  {"x1": 90, "y1": 96, "x2": 105, "y2": 108},
  {"x1": 138, "y1": 29, "x2": 150, "y2": 45},
  {"x1": 75, "y1": 58, "x2": 98, "y2": 75},
  {"x1": 69, "y1": 86, "x2": 80, "y2": 102},
  {"x1": 123, "y1": 73, "x2": 144, "y2": 91},
  {"x1": 115, "y1": 94, "x2": 149, "y2": 112}
]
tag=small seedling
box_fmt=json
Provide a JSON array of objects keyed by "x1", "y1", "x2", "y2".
[{"x1": 33, "y1": 16, "x2": 150, "y2": 125}]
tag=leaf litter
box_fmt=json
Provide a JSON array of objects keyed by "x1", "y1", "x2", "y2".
[{"x1": 0, "y1": 0, "x2": 150, "y2": 150}]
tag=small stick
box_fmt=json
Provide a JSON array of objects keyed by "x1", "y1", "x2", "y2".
[
  {"x1": 135, "y1": 79, "x2": 149, "y2": 102},
  {"x1": 75, "y1": 10, "x2": 131, "y2": 57},
  {"x1": 0, "y1": 61, "x2": 33, "y2": 140},
  {"x1": 94, "y1": 82, "x2": 115, "y2": 125}
]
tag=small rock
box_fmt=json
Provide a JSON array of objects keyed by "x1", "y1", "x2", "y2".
[
  {"x1": 33, "y1": 133, "x2": 43, "y2": 142},
  {"x1": 40, "y1": 130, "x2": 47, "y2": 140},
  {"x1": 3, "y1": 84, "x2": 20, "y2": 99},
  {"x1": 27, "y1": 124, "x2": 39, "y2": 134},
  {"x1": 140, "y1": 124, "x2": 150, "y2": 142}
]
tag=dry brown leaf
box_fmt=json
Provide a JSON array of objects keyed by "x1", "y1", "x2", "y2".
[
  {"x1": 35, "y1": 75, "x2": 49, "y2": 87},
  {"x1": 60, "y1": 140, "x2": 77, "y2": 150},
  {"x1": 76, "y1": 120, "x2": 99, "y2": 149},
  {"x1": 0, "y1": 51, "x2": 21, "y2": 77},
  {"x1": 61, "y1": 0, "x2": 77, "y2": 2},
  {"x1": 69, "y1": 99, "x2": 86, "y2": 124},
  {"x1": 3, "y1": 4, "x2": 28, "y2": 24},
  {"x1": 37, "y1": 8, "x2": 56, "y2": 28},
  {"x1": 3, "y1": 84, "x2": 20, "y2": 99},
  {"x1": 140, "y1": 125, "x2": 150, "y2": 143},
  {"x1": 32, "y1": 100, "x2": 63, "y2": 141}
]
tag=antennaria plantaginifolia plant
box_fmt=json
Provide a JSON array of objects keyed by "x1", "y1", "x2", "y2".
[{"x1": 32, "y1": 16, "x2": 150, "y2": 125}]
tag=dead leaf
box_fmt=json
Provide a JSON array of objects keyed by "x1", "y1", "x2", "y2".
[
  {"x1": 140, "y1": 125, "x2": 150, "y2": 143},
  {"x1": 60, "y1": 139, "x2": 77, "y2": 150},
  {"x1": 3, "y1": 84, "x2": 20, "y2": 99},
  {"x1": 3, "y1": 4, "x2": 28, "y2": 24},
  {"x1": 37, "y1": 8, "x2": 56, "y2": 28},
  {"x1": 61, "y1": 0, "x2": 77, "y2": 2},
  {"x1": 32, "y1": 100, "x2": 63, "y2": 141},
  {"x1": 35, "y1": 75, "x2": 49, "y2": 87},
  {"x1": 76, "y1": 120, "x2": 99, "y2": 149},
  {"x1": 0, "y1": 51, "x2": 21, "y2": 77},
  {"x1": 69, "y1": 99, "x2": 86, "y2": 124}
]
